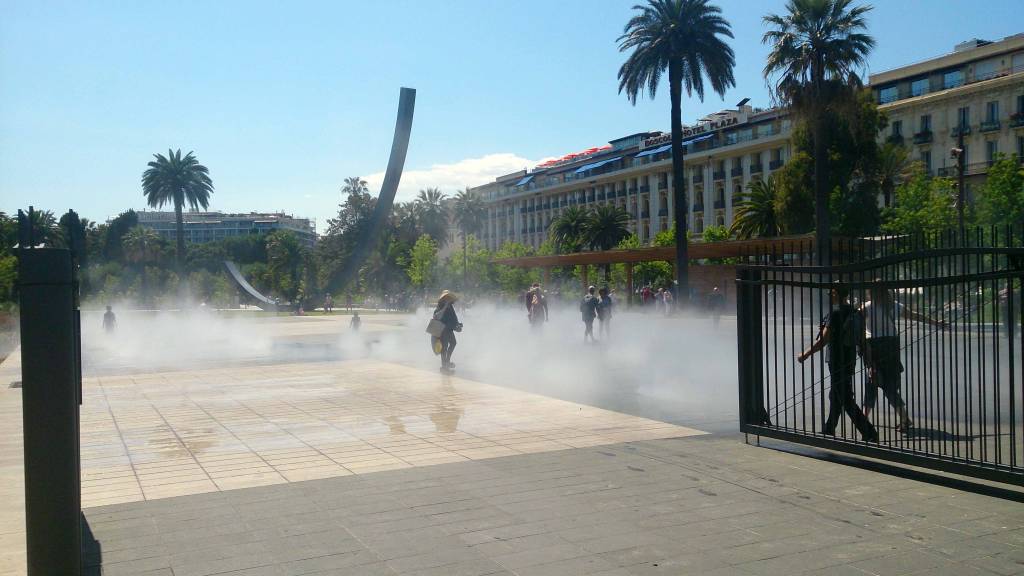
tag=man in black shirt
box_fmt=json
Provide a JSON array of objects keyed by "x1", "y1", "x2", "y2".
[{"x1": 798, "y1": 284, "x2": 878, "y2": 442}]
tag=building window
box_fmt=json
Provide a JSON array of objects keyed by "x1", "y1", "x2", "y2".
[
  {"x1": 974, "y1": 59, "x2": 999, "y2": 82},
  {"x1": 986, "y1": 100, "x2": 1000, "y2": 122},
  {"x1": 891, "y1": 120, "x2": 902, "y2": 136},
  {"x1": 986, "y1": 140, "x2": 998, "y2": 164},
  {"x1": 957, "y1": 106, "x2": 970, "y2": 127},
  {"x1": 921, "y1": 150, "x2": 931, "y2": 172},
  {"x1": 943, "y1": 70, "x2": 964, "y2": 89},
  {"x1": 1018, "y1": 136, "x2": 1024, "y2": 159},
  {"x1": 911, "y1": 78, "x2": 929, "y2": 97},
  {"x1": 878, "y1": 86, "x2": 898, "y2": 103},
  {"x1": 920, "y1": 114, "x2": 932, "y2": 132},
  {"x1": 1018, "y1": 95, "x2": 1024, "y2": 114}
]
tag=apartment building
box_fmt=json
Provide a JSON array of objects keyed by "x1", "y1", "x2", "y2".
[
  {"x1": 136, "y1": 211, "x2": 317, "y2": 248},
  {"x1": 871, "y1": 34, "x2": 1024, "y2": 199},
  {"x1": 474, "y1": 103, "x2": 793, "y2": 250}
]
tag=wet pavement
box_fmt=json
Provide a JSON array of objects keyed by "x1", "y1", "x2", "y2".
[{"x1": 1, "y1": 312, "x2": 1022, "y2": 575}]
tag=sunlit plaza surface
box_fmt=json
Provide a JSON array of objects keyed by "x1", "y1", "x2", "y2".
[{"x1": 1, "y1": 310, "x2": 1023, "y2": 575}]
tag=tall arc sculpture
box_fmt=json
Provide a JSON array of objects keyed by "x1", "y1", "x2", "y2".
[{"x1": 327, "y1": 86, "x2": 416, "y2": 295}]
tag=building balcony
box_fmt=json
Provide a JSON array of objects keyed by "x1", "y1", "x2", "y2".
[
  {"x1": 639, "y1": 185, "x2": 650, "y2": 193},
  {"x1": 641, "y1": 211, "x2": 650, "y2": 218},
  {"x1": 886, "y1": 134, "x2": 905, "y2": 146},
  {"x1": 628, "y1": 187, "x2": 638, "y2": 194},
  {"x1": 1011, "y1": 114, "x2": 1024, "y2": 128},
  {"x1": 616, "y1": 189, "x2": 626, "y2": 197},
  {"x1": 913, "y1": 130, "x2": 933, "y2": 144},
  {"x1": 693, "y1": 204, "x2": 705, "y2": 212},
  {"x1": 731, "y1": 167, "x2": 743, "y2": 178},
  {"x1": 769, "y1": 159, "x2": 784, "y2": 170},
  {"x1": 980, "y1": 120, "x2": 1001, "y2": 132},
  {"x1": 951, "y1": 125, "x2": 972, "y2": 137},
  {"x1": 713, "y1": 171, "x2": 725, "y2": 181},
  {"x1": 657, "y1": 181, "x2": 668, "y2": 190},
  {"x1": 519, "y1": 208, "x2": 526, "y2": 214},
  {"x1": 658, "y1": 208, "x2": 668, "y2": 217},
  {"x1": 692, "y1": 173, "x2": 704, "y2": 184},
  {"x1": 713, "y1": 199, "x2": 725, "y2": 209},
  {"x1": 750, "y1": 163, "x2": 763, "y2": 174}
]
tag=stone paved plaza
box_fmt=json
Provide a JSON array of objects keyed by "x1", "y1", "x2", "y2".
[{"x1": 1, "y1": 313, "x2": 1023, "y2": 575}]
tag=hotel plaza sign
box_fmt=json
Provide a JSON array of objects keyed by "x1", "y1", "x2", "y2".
[{"x1": 640, "y1": 116, "x2": 739, "y2": 149}]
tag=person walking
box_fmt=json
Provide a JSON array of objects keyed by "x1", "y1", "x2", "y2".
[
  {"x1": 708, "y1": 286, "x2": 725, "y2": 327},
  {"x1": 661, "y1": 287, "x2": 673, "y2": 316},
  {"x1": 350, "y1": 311, "x2": 361, "y2": 331},
  {"x1": 527, "y1": 284, "x2": 548, "y2": 329},
  {"x1": 580, "y1": 286, "x2": 599, "y2": 343},
  {"x1": 860, "y1": 282, "x2": 944, "y2": 432},
  {"x1": 102, "y1": 305, "x2": 117, "y2": 333},
  {"x1": 433, "y1": 290, "x2": 462, "y2": 372},
  {"x1": 597, "y1": 287, "x2": 613, "y2": 338},
  {"x1": 324, "y1": 294, "x2": 333, "y2": 314},
  {"x1": 798, "y1": 284, "x2": 878, "y2": 442}
]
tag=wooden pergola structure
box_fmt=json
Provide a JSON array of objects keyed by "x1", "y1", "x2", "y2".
[{"x1": 492, "y1": 234, "x2": 818, "y2": 304}]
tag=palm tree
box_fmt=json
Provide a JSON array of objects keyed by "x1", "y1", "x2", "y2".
[
  {"x1": 731, "y1": 175, "x2": 781, "y2": 239},
  {"x1": 342, "y1": 176, "x2": 368, "y2": 196},
  {"x1": 451, "y1": 187, "x2": 485, "y2": 290},
  {"x1": 414, "y1": 187, "x2": 449, "y2": 247},
  {"x1": 549, "y1": 206, "x2": 589, "y2": 253},
  {"x1": 584, "y1": 204, "x2": 632, "y2": 283},
  {"x1": 877, "y1": 142, "x2": 916, "y2": 207},
  {"x1": 763, "y1": 0, "x2": 874, "y2": 263},
  {"x1": 141, "y1": 149, "x2": 214, "y2": 275},
  {"x1": 618, "y1": 0, "x2": 736, "y2": 304}
]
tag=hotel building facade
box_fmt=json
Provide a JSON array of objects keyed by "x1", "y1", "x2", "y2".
[
  {"x1": 136, "y1": 211, "x2": 317, "y2": 248},
  {"x1": 871, "y1": 34, "x2": 1024, "y2": 199},
  {"x1": 473, "y1": 33, "x2": 1024, "y2": 251},
  {"x1": 474, "y1": 103, "x2": 793, "y2": 251}
]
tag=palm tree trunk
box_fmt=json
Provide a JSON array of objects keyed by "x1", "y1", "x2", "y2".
[
  {"x1": 604, "y1": 263, "x2": 611, "y2": 285},
  {"x1": 462, "y1": 232, "x2": 468, "y2": 290},
  {"x1": 174, "y1": 202, "x2": 185, "y2": 275},
  {"x1": 813, "y1": 114, "x2": 830, "y2": 266},
  {"x1": 668, "y1": 64, "x2": 688, "y2": 306}
]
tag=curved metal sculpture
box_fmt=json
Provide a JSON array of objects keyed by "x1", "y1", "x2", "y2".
[
  {"x1": 327, "y1": 87, "x2": 416, "y2": 294},
  {"x1": 224, "y1": 261, "x2": 282, "y2": 310}
]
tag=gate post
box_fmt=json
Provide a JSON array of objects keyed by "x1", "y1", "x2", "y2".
[
  {"x1": 18, "y1": 246, "x2": 81, "y2": 576},
  {"x1": 736, "y1": 268, "x2": 766, "y2": 429}
]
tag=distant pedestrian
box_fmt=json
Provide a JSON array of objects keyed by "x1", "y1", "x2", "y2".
[
  {"x1": 527, "y1": 284, "x2": 548, "y2": 329},
  {"x1": 324, "y1": 294, "x2": 333, "y2": 314},
  {"x1": 597, "y1": 287, "x2": 613, "y2": 338},
  {"x1": 661, "y1": 288, "x2": 673, "y2": 315},
  {"x1": 102, "y1": 305, "x2": 117, "y2": 333},
  {"x1": 708, "y1": 286, "x2": 725, "y2": 327},
  {"x1": 798, "y1": 283, "x2": 878, "y2": 442},
  {"x1": 346, "y1": 293, "x2": 354, "y2": 311},
  {"x1": 580, "y1": 286, "x2": 599, "y2": 343},
  {"x1": 350, "y1": 311, "x2": 361, "y2": 331},
  {"x1": 433, "y1": 291, "x2": 462, "y2": 372}
]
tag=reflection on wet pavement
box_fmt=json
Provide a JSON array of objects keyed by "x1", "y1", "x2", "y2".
[{"x1": 80, "y1": 358, "x2": 705, "y2": 507}]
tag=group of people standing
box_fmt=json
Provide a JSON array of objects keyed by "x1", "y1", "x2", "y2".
[
  {"x1": 637, "y1": 285, "x2": 673, "y2": 315},
  {"x1": 798, "y1": 282, "x2": 945, "y2": 441}
]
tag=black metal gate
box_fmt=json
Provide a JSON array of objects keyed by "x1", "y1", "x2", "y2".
[{"x1": 736, "y1": 228, "x2": 1024, "y2": 485}]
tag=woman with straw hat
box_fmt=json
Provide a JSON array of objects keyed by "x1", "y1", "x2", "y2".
[{"x1": 433, "y1": 290, "x2": 462, "y2": 372}]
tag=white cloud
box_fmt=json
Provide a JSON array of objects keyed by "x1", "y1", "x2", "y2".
[{"x1": 363, "y1": 153, "x2": 542, "y2": 203}]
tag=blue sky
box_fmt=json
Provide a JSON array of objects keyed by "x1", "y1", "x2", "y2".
[{"x1": 2, "y1": 0, "x2": 1022, "y2": 229}]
